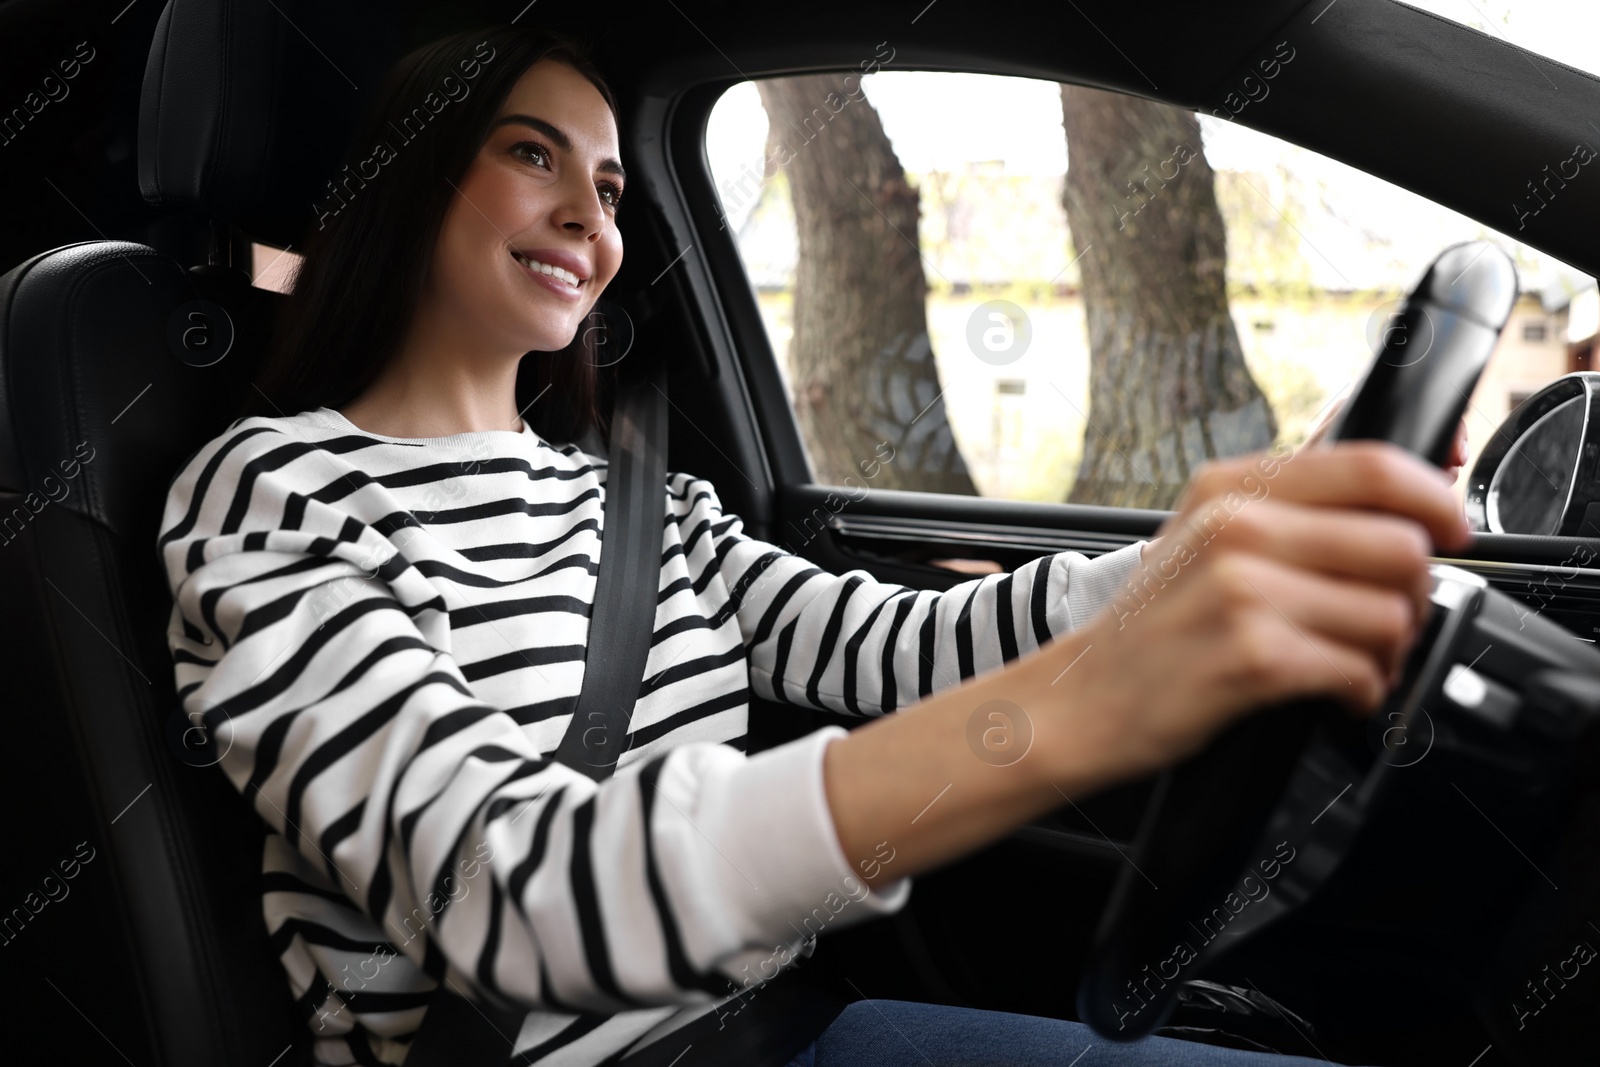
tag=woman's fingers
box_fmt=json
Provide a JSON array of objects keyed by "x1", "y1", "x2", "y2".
[
  {"x1": 1171, "y1": 441, "x2": 1471, "y2": 553},
  {"x1": 1200, "y1": 550, "x2": 1420, "y2": 691},
  {"x1": 1134, "y1": 542, "x2": 1419, "y2": 707},
  {"x1": 1149, "y1": 498, "x2": 1435, "y2": 626}
]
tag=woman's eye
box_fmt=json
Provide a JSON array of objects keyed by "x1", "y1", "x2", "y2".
[
  {"x1": 513, "y1": 141, "x2": 551, "y2": 168},
  {"x1": 598, "y1": 183, "x2": 624, "y2": 209}
]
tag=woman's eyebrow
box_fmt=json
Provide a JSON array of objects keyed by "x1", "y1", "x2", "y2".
[{"x1": 490, "y1": 113, "x2": 626, "y2": 180}]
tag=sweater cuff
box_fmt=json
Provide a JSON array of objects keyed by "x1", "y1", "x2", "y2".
[
  {"x1": 1061, "y1": 540, "x2": 1146, "y2": 631},
  {"x1": 692, "y1": 726, "x2": 910, "y2": 955}
]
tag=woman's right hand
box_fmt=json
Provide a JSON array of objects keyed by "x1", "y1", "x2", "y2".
[
  {"x1": 824, "y1": 440, "x2": 1472, "y2": 891},
  {"x1": 1047, "y1": 441, "x2": 1474, "y2": 789}
]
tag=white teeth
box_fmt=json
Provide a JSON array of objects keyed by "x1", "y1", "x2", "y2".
[{"x1": 513, "y1": 251, "x2": 580, "y2": 287}]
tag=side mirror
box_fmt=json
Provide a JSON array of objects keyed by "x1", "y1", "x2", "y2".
[{"x1": 1465, "y1": 371, "x2": 1600, "y2": 536}]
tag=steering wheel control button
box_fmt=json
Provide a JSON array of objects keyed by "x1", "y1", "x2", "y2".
[
  {"x1": 167, "y1": 299, "x2": 235, "y2": 367},
  {"x1": 1442, "y1": 663, "x2": 1517, "y2": 729},
  {"x1": 1442, "y1": 662, "x2": 1487, "y2": 707},
  {"x1": 1430, "y1": 565, "x2": 1485, "y2": 610}
]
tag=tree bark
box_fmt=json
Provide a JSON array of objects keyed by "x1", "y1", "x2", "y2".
[
  {"x1": 757, "y1": 75, "x2": 977, "y2": 495},
  {"x1": 1058, "y1": 86, "x2": 1276, "y2": 510}
]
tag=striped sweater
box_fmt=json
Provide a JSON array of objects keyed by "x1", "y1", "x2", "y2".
[{"x1": 156, "y1": 406, "x2": 1144, "y2": 1066}]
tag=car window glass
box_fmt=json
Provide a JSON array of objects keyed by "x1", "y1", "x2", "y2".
[{"x1": 706, "y1": 70, "x2": 1595, "y2": 509}]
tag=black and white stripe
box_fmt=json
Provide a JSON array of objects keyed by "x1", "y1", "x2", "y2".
[{"x1": 157, "y1": 406, "x2": 1142, "y2": 1066}]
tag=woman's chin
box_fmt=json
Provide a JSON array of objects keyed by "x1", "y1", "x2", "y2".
[{"x1": 517, "y1": 319, "x2": 585, "y2": 354}]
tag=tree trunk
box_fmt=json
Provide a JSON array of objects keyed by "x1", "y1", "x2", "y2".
[
  {"x1": 1058, "y1": 87, "x2": 1276, "y2": 510},
  {"x1": 757, "y1": 76, "x2": 977, "y2": 495}
]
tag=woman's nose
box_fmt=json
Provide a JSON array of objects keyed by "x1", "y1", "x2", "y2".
[{"x1": 554, "y1": 179, "x2": 605, "y2": 239}]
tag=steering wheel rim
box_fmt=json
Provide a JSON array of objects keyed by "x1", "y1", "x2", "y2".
[{"x1": 1075, "y1": 241, "x2": 1519, "y2": 1040}]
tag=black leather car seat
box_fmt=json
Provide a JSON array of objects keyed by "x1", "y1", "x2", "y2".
[{"x1": 0, "y1": 1, "x2": 422, "y2": 1063}]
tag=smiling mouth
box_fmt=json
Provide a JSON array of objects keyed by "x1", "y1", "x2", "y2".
[{"x1": 510, "y1": 249, "x2": 583, "y2": 290}]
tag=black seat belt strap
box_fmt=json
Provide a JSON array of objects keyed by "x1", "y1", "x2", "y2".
[
  {"x1": 553, "y1": 360, "x2": 669, "y2": 779},
  {"x1": 404, "y1": 360, "x2": 669, "y2": 1066}
]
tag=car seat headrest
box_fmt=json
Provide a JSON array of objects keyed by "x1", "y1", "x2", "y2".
[{"x1": 135, "y1": 0, "x2": 419, "y2": 249}]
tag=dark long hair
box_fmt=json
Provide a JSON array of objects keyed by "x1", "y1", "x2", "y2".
[{"x1": 236, "y1": 25, "x2": 619, "y2": 444}]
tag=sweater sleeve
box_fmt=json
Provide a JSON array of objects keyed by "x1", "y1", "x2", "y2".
[
  {"x1": 669, "y1": 473, "x2": 1146, "y2": 716},
  {"x1": 157, "y1": 426, "x2": 908, "y2": 1020}
]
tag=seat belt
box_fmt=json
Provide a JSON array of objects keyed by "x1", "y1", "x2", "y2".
[
  {"x1": 404, "y1": 359, "x2": 846, "y2": 1066},
  {"x1": 552, "y1": 359, "x2": 671, "y2": 779}
]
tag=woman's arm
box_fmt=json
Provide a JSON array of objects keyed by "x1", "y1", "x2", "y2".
[
  {"x1": 674, "y1": 474, "x2": 1145, "y2": 717},
  {"x1": 824, "y1": 442, "x2": 1471, "y2": 888}
]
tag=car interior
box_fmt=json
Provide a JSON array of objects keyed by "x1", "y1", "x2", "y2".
[{"x1": 4, "y1": 0, "x2": 1600, "y2": 1064}]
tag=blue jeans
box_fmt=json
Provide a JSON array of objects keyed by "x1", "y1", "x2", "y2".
[{"x1": 784, "y1": 1000, "x2": 1355, "y2": 1066}]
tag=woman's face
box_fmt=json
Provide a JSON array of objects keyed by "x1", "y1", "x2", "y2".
[{"x1": 425, "y1": 58, "x2": 624, "y2": 357}]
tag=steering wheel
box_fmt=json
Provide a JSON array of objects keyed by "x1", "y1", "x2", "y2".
[{"x1": 1076, "y1": 241, "x2": 1600, "y2": 1039}]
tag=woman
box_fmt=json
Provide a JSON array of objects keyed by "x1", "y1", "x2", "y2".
[{"x1": 157, "y1": 24, "x2": 1470, "y2": 1067}]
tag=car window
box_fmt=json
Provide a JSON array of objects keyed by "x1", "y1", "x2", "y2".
[{"x1": 706, "y1": 70, "x2": 1595, "y2": 509}]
